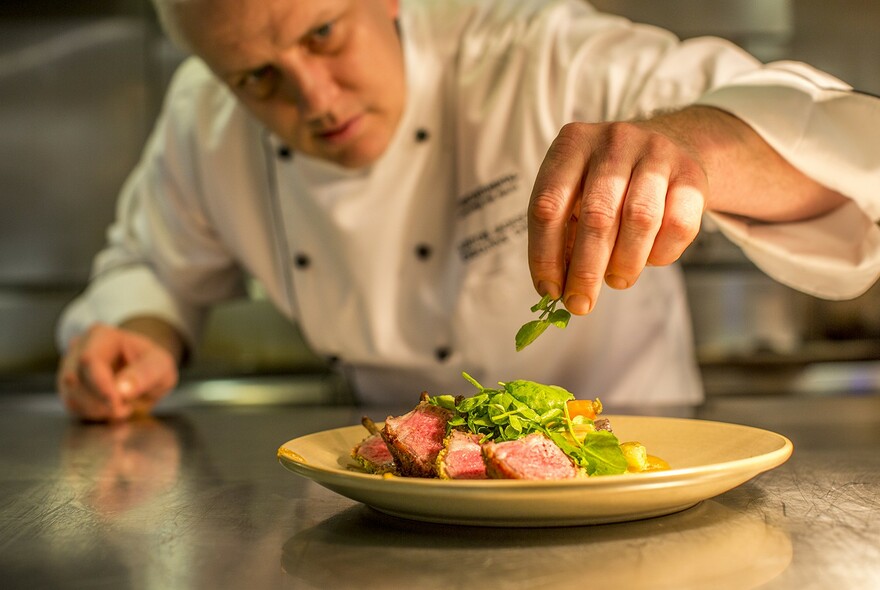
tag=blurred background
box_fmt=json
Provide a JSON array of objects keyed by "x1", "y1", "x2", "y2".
[{"x1": 1, "y1": 0, "x2": 878, "y2": 397}]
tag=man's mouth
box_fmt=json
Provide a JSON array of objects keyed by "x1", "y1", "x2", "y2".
[{"x1": 315, "y1": 114, "x2": 364, "y2": 145}]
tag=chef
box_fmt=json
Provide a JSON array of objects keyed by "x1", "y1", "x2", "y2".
[{"x1": 56, "y1": 0, "x2": 880, "y2": 421}]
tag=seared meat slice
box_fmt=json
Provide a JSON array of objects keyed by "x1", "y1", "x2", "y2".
[
  {"x1": 593, "y1": 418, "x2": 613, "y2": 433},
  {"x1": 351, "y1": 433, "x2": 397, "y2": 475},
  {"x1": 436, "y1": 430, "x2": 487, "y2": 480},
  {"x1": 482, "y1": 433, "x2": 578, "y2": 480},
  {"x1": 382, "y1": 398, "x2": 453, "y2": 478}
]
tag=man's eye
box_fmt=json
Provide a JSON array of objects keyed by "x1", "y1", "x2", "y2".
[
  {"x1": 238, "y1": 66, "x2": 278, "y2": 99},
  {"x1": 307, "y1": 21, "x2": 341, "y2": 51},
  {"x1": 312, "y1": 22, "x2": 334, "y2": 40}
]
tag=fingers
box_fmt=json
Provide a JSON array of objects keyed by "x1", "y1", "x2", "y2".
[
  {"x1": 529, "y1": 121, "x2": 708, "y2": 315},
  {"x1": 647, "y1": 175, "x2": 705, "y2": 266},
  {"x1": 57, "y1": 324, "x2": 178, "y2": 422},
  {"x1": 603, "y1": 161, "x2": 668, "y2": 290},
  {"x1": 78, "y1": 327, "x2": 129, "y2": 416},
  {"x1": 563, "y1": 147, "x2": 633, "y2": 314},
  {"x1": 58, "y1": 325, "x2": 121, "y2": 421},
  {"x1": 528, "y1": 124, "x2": 592, "y2": 300},
  {"x1": 115, "y1": 339, "x2": 179, "y2": 413},
  {"x1": 565, "y1": 165, "x2": 703, "y2": 314}
]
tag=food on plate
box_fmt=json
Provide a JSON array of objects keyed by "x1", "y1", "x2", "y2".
[
  {"x1": 620, "y1": 441, "x2": 670, "y2": 473},
  {"x1": 351, "y1": 373, "x2": 669, "y2": 480},
  {"x1": 436, "y1": 430, "x2": 486, "y2": 480},
  {"x1": 379, "y1": 395, "x2": 453, "y2": 478},
  {"x1": 482, "y1": 433, "x2": 578, "y2": 480},
  {"x1": 351, "y1": 417, "x2": 397, "y2": 475}
]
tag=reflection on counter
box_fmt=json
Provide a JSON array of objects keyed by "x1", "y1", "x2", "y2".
[
  {"x1": 61, "y1": 417, "x2": 186, "y2": 516},
  {"x1": 17, "y1": 414, "x2": 292, "y2": 589},
  {"x1": 282, "y1": 501, "x2": 792, "y2": 590},
  {"x1": 31, "y1": 416, "x2": 214, "y2": 588}
]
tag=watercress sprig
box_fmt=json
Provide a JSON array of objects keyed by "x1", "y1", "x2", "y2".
[
  {"x1": 430, "y1": 373, "x2": 568, "y2": 441},
  {"x1": 515, "y1": 294, "x2": 571, "y2": 351}
]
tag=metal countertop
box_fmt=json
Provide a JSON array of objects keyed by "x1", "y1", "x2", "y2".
[{"x1": 1, "y1": 385, "x2": 878, "y2": 589}]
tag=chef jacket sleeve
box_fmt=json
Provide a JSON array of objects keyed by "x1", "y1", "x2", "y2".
[
  {"x1": 56, "y1": 59, "x2": 247, "y2": 352},
  {"x1": 695, "y1": 66, "x2": 880, "y2": 300},
  {"x1": 538, "y1": 1, "x2": 880, "y2": 300}
]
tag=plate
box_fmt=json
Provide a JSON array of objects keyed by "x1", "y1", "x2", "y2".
[{"x1": 277, "y1": 415, "x2": 793, "y2": 527}]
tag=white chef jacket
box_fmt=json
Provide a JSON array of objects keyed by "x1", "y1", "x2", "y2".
[{"x1": 58, "y1": 0, "x2": 880, "y2": 406}]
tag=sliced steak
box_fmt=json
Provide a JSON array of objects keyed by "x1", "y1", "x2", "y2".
[
  {"x1": 351, "y1": 433, "x2": 397, "y2": 475},
  {"x1": 437, "y1": 430, "x2": 487, "y2": 480},
  {"x1": 482, "y1": 433, "x2": 578, "y2": 480},
  {"x1": 382, "y1": 399, "x2": 453, "y2": 478}
]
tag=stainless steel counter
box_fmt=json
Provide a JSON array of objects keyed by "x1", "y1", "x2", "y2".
[{"x1": 1, "y1": 385, "x2": 879, "y2": 589}]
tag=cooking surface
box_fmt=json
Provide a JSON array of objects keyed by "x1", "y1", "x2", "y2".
[{"x1": 1, "y1": 386, "x2": 878, "y2": 589}]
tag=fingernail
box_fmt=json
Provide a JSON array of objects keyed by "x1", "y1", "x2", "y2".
[
  {"x1": 537, "y1": 281, "x2": 561, "y2": 299},
  {"x1": 565, "y1": 294, "x2": 592, "y2": 315},
  {"x1": 605, "y1": 274, "x2": 629, "y2": 290},
  {"x1": 117, "y1": 377, "x2": 134, "y2": 399}
]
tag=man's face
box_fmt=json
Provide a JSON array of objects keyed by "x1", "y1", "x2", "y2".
[{"x1": 177, "y1": 0, "x2": 405, "y2": 168}]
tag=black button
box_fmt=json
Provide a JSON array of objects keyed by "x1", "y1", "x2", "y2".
[
  {"x1": 326, "y1": 355, "x2": 340, "y2": 366},
  {"x1": 415, "y1": 243, "x2": 432, "y2": 260},
  {"x1": 435, "y1": 347, "x2": 451, "y2": 362},
  {"x1": 294, "y1": 253, "x2": 310, "y2": 269},
  {"x1": 277, "y1": 146, "x2": 292, "y2": 160},
  {"x1": 415, "y1": 128, "x2": 429, "y2": 142}
]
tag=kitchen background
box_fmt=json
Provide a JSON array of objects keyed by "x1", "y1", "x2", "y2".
[{"x1": 1, "y1": 0, "x2": 878, "y2": 397}]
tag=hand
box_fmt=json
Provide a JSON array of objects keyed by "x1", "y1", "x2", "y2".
[
  {"x1": 61, "y1": 417, "x2": 182, "y2": 515},
  {"x1": 57, "y1": 323, "x2": 180, "y2": 421},
  {"x1": 527, "y1": 117, "x2": 708, "y2": 315}
]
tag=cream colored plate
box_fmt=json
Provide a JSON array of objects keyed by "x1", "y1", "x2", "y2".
[{"x1": 277, "y1": 415, "x2": 793, "y2": 527}]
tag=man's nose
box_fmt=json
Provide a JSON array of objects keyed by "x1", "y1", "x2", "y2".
[{"x1": 277, "y1": 53, "x2": 338, "y2": 117}]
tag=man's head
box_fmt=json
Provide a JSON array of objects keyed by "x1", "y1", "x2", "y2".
[{"x1": 153, "y1": 0, "x2": 406, "y2": 168}]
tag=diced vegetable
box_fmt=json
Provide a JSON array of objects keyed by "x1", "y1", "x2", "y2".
[
  {"x1": 621, "y1": 441, "x2": 649, "y2": 472},
  {"x1": 620, "y1": 442, "x2": 671, "y2": 472},
  {"x1": 566, "y1": 399, "x2": 602, "y2": 420},
  {"x1": 646, "y1": 454, "x2": 671, "y2": 471}
]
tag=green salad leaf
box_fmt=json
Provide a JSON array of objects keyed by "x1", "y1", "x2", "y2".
[
  {"x1": 429, "y1": 373, "x2": 627, "y2": 476},
  {"x1": 504, "y1": 379, "x2": 573, "y2": 415},
  {"x1": 515, "y1": 294, "x2": 571, "y2": 351},
  {"x1": 548, "y1": 430, "x2": 629, "y2": 476}
]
